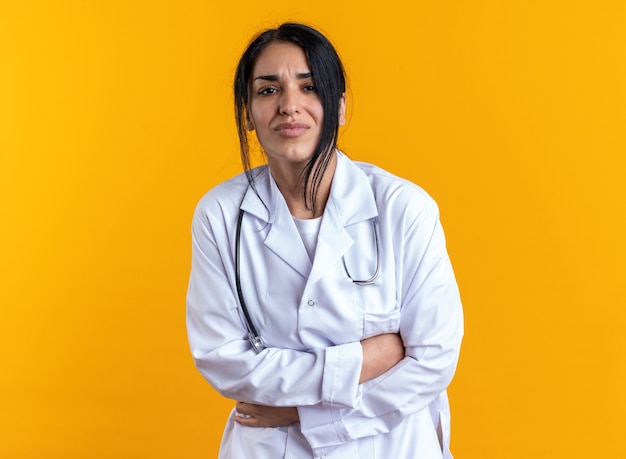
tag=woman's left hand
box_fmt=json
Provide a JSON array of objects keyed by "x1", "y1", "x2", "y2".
[{"x1": 234, "y1": 401, "x2": 300, "y2": 428}]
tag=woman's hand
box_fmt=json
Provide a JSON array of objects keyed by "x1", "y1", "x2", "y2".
[
  {"x1": 359, "y1": 333, "x2": 405, "y2": 383},
  {"x1": 234, "y1": 401, "x2": 300, "y2": 428}
]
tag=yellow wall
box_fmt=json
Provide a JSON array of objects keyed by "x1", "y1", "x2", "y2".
[{"x1": 1, "y1": 1, "x2": 625, "y2": 457}]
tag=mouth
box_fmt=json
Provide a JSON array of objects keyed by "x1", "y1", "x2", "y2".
[{"x1": 274, "y1": 122, "x2": 309, "y2": 138}]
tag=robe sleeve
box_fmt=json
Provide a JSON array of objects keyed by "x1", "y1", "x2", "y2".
[
  {"x1": 186, "y1": 200, "x2": 364, "y2": 408},
  {"x1": 297, "y1": 197, "x2": 464, "y2": 456}
]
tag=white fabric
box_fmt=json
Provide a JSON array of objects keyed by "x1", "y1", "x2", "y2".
[
  {"x1": 187, "y1": 151, "x2": 464, "y2": 459},
  {"x1": 293, "y1": 216, "x2": 322, "y2": 261}
]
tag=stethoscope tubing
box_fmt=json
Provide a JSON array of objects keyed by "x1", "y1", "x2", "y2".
[
  {"x1": 234, "y1": 209, "x2": 266, "y2": 352},
  {"x1": 234, "y1": 207, "x2": 380, "y2": 353}
]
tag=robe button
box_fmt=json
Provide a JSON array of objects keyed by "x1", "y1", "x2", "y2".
[{"x1": 307, "y1": 299, "x2": 315, "y2": 307}]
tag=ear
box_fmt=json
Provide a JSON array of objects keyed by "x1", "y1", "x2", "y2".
[{"x1": 338, "y1": 93, "x2": 347, "y2": 126}]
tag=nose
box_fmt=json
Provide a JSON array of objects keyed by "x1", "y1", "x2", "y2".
[{"x1": 279, "y1": 86, "x2": 300, "y2": 117}]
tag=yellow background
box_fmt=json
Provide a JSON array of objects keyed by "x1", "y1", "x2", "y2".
[{"x1": 1, "y1": 1, "x2": 625, "y2": 457}]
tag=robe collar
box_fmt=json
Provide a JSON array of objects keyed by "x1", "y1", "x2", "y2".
[
  {"x1": 240, "y1": 151, "x2": 378, "y2": 224},
  {"x1": 239, "y1": 151, "x2": 379, "y2": 282}
]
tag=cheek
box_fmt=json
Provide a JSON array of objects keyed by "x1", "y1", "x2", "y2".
[
  {"x1": 311, "y1": 103, "x2": 324, "y2": 125},
  {"x1": 248, "y1": 101, "x2": 271, "y2": 126}
]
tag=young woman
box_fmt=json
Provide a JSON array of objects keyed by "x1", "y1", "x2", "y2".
[{"x1": 187, "y1": 22, "x2": 464, "y2": 459}]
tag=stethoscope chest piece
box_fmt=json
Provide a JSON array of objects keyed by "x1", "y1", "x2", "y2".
[{"x1": 248, "y1": 333, "x2": 266, "y2": 353}]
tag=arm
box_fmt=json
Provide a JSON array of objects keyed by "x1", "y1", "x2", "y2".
[
  {"x1": 233, "y1": 333, "x2": 405, "y2": 427},
  {"x1": 297, "y1": 197, "x2": 463, "y2": 456},
  {"x1": 187, "y1": 202, "x2": 363, "y2": 408},
  {"x1": 359, "y1": 333, "x2": 405, "y2": 383}
]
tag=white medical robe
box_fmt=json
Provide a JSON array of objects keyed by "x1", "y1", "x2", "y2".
[{"x1": 187, "y1": 151, "x2": 464, "y2": 458}]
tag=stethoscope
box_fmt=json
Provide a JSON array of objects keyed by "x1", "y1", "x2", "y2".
[{"x1": 234, "y1": 208, "x2": 381, "y2": 353}]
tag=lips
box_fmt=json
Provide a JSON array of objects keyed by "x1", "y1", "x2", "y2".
[{"x1": 274, "y1": 122, "x2": 309, "y2": 138}]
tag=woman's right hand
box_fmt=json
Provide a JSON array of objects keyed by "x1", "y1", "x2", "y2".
[{"x1": 359, "y1": 333, "x2": 405, "y2": 383}]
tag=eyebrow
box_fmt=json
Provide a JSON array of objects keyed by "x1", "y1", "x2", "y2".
[{"x1": 253, "y1": 72, "x2": 313, "y2": 82}]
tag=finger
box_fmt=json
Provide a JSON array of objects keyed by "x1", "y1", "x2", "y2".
[
  {"x1": 235, "y1": 401, "x2": 252, "y2": 416},
  {"x1": 233, "y1": 415, "x2": 261, "y2": 427}
]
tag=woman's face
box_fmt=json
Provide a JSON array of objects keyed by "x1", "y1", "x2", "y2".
[{"x1": 246, "y1": 41, "x2": 344, "y2": 168}]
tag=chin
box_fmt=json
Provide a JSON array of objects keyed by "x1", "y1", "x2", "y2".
[{"x1": 267, "y1": 148, "x2": 317, "y2": 165}]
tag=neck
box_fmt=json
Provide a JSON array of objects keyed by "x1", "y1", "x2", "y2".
[{"x1": 269, "y1": 151, "x2": 337, "y2": 219}]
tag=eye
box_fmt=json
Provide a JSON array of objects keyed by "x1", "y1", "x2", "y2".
[
  {"x1": 258, "y1": 86, "x2": 278, "y2": 95},
  {"x1": 303, "y1": 84, "x2": 317, "y2": 93}
]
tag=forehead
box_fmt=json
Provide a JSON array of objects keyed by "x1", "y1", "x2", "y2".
[{"x1": 252, "y1": 42, "x2": 311, "y2": 77}]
